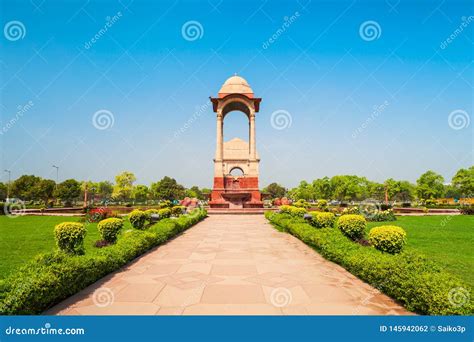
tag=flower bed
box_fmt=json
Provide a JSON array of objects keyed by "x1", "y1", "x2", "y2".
[
  {"x1": 0, "y1": 209, "x2": 207, "y2": 315},
  {"x1": 264, "y1": 211, "x2": 472, "y2": 315}
]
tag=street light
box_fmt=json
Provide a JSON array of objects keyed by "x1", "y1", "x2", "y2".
[
  {"x1": 4, "y1": 169, "x2": 11, "y2": 199},
  {"x1": 52, "y1": 165, "x2": 59, "y2": 186}
]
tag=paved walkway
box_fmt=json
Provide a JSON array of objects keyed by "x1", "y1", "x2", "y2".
[{"x1": 49, "y1": 215, "x2": 409, "y2": 315}]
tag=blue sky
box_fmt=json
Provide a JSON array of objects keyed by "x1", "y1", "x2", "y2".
[{"x1": 1, "y1": 0, "x2": 472, "y2": 188}]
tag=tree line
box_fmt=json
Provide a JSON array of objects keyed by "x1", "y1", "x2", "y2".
[
  {"x1": 263, "y1": 167, "x2": 474, "y2": 202},
  {"x1": 0, "y1": 171, "x2": 211, "y2": 206},
  {"x1": 2, "y1": 167, "x2": 472, "y2": 206}
]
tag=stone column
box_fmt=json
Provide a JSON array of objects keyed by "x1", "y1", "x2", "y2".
[
  {"x1": 215, "y1": 112, "x2": 223, "y2": 160},
  {"x1": 249, "y1": 112, "x2": 256, "y2": 160}
]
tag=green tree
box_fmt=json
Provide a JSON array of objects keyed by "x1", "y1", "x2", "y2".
[
  {"x1": 184, "y1": 186, "x2": 204, "y2": 200},
  {"x1": 384, "y1": 179, "x2": 415, "y2": 202},
  {"x1": 416, "y1": 170, "x2": 445, "y2": 200},
  {"x1": 150, "y1": 176, "x2": 185, "y2": 201},
  {"x1": 444, "y1": 184, "x2": 462, "y2": 199},
  {"x1": 54, "y1": 179, "x2": 81, "y2": 206},
  {"x1": 367, "y1": 181, "x2": 385, "y2": 201},
  {"x1": 34, "y1": 179, "x2": 56, "y2": 205},
  {"x1": 289, "y1": 181, "x2": 314, "y2": 200},
  {"x1": 330, "y1": 175, "x2": 368, "y2": 202},
  {"x1": 396, "y1": 181, "x2": 415, "y2": 202},
  {"x1": 112, "y1": 171, "x2": 136, "y2": 202},
  {"x1": 312, "y1": 177, "x2": 333, "y2": 200},
  {"x1": 133, "y1": 185, "x2": 149, "y2": 203},
  {"x1": 262, "y1": 183, "x2": 286, "y2": 198},
  {"x1": 97, "y1": 181, "x2": 114, "y2": 200},
  {"x1": 11, "y1": 175, "x2": 41, "y2": 200},
  {"x1": 0, "y1": 182, "x2": 7, "y2": 200},
  {"x1": 452, "y1": 166, "x2": 474, "y2": 197}
]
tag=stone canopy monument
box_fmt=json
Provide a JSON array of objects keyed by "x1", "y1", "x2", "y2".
[{"x1": 208, "y1": 75, "x2": 263, "y2": 209}]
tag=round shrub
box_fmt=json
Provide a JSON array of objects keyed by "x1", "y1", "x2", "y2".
[
  {"x1": 288, "y1": 206, "x2": 307, "y2": 217},
  {"x1": 129, "y1": 209, "x2": 147, "y2": 229},
  {"x1": 316, "y1": 199, "x2": 328, "y2": 210},
  {"x1": 158, "y1": 200, "x2": 172, "y2": 209},
  {"x1": 158, "y1": 208, "x2": 171, "y2": 219},
  {"x1": 279, "y1": 205, "x2": 307, "y2": 217},
  {"x1": 171, "y1": 205, "x2": 185, "y2": 217},
  {"x1": 97, "y1": 218, "x2": 123, "y2": 243},
  {"x1": 278, "y1": 205, "x2": 292, "y2": 214},
  {"x1": 54, "y1": 222, "x2": 87, "y2": 255},
  {"x1": 293, "y1": 199, "x2": 310, "y2": 208},
  {"x1": 337, "y1": 214, "x2": 366, "y2": 240},
  {"x1": 368, "y1": 225, "x2": 407, "y2": 254},
  {"x1": 310, "y1": 212, "x2": 336, "y2": 228},
  {"x1": 341, "y1": 206, "x2": 360, "y2": 215},
  {"x1": 144, "y1": 209, "x2": 160, "y2": 221}
]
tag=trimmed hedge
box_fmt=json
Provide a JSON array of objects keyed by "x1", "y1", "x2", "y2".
[
  {"x1": 316, "y1": 199, "x2": 328, "y2": 211},
  {"x1": 97, "y1": 218, "x2": 124, "y2": 243},
  {"x1": 158, "y1": 208, "x2": 171, "y2": 219},
  {"x1": 0, "y1": 209, "x2": 207, "y2": 315},
  {"x1": 129, "y1": 209, "x2": 147, "y2": 229},
  {"x1": 171, "y1": 205, "x2": 185, "y2": 217},
  {"x1": 279, "y1": 205, "x2": 307, "y2": 217},
  {"x1": 54, "y1": 222, "x2": 87, "y2": 255},
  {"x1": 310, "y1": 211, "x2": 336, "y2": 228},
  {"x1": 337, "y1": 214, "x2": 366, "y2": 240},
  {"x1": 265, "y1": 211, "x2": 473, "y2": 315},
  {"x1": 144, "y1": 209, "x2": 160, "y2": 221},
  {"x1": 368, "y1": 225, "x2": 406, "y2": 254}
]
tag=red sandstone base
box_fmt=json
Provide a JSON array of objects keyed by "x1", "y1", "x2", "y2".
[{"x1": 209, "y1": 176, "x2": 263, "y2": 209}]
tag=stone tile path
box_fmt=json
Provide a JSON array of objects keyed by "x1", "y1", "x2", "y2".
[{"x1": 48, "y1": 215, "x2": 409, "y2": 315}]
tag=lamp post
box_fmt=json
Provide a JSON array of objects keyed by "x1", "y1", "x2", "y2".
[
  {"x1": 52, "y1": 165, "x2": 59, "y2": 187},
  {"x1": 52, "y1": 165, "x2": 59, "y2": 207},
  {"x1": 4, "y1": 169, "x2": 11, "y2": 199}
]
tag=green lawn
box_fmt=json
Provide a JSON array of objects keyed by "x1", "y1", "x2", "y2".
[
  {"x1": 0, "y1": 215, "x2": 473, "y2": 289},
  {"x1": 0, "y1": 215, "x2": 132, "y2": 279},
  {"x1": 367, "y1": 215, "x2": 474, "y2": 288}
]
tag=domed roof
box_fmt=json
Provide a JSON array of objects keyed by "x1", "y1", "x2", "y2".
[{"x1": 218, "y1": 75, "x2": 254, "y2": 97}]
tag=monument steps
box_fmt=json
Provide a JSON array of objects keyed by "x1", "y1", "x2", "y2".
[{"x1": 206, "y1": 207, "x2": 276, "y2": 215}]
